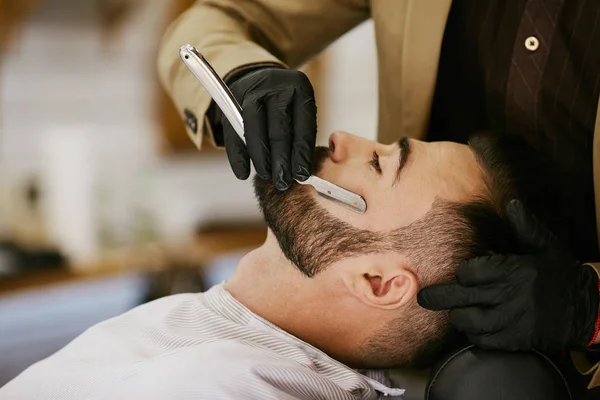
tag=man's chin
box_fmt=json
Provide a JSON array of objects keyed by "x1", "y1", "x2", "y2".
[
  {"x1": 252, "y1": 146, "x2": 330, "y2": 216},
  {"x1": 251, "y1": 146, "x2": 336, "y2": 277}
]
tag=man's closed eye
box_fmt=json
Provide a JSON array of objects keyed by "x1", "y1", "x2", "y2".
[{"x1": 370, "y1": 151, "x2": 382, "y2": 174}]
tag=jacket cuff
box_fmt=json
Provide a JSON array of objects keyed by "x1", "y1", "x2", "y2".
[
  {"x1": 572, "y1": 263, "x2": 600, "y2": 389},
  {"x1": 584, "y1": 263, "x2": 600, "y2": 346},
  {"x1": 585, "y1": 263, "x2": 600, "y2": 278},
  {"x1": 159, "y1": 37, "x2": 286, "y2": 149}
]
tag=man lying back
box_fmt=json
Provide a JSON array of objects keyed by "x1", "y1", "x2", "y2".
[{"x1": 1, "y1": 131, "x2": 532, "y2": 399}]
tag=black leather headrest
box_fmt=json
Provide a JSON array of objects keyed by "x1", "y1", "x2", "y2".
[{"x1": 426, "y1": 345, "x2": 572, "y2": 400}]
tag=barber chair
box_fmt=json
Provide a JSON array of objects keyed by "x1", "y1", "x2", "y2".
[{"x1": 424, "y1": 345, "x2": 572, "y2": 400}]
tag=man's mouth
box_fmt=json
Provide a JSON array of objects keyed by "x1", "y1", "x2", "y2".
[{"x1": 311, "y1": 146, "x2": 330, "y2": 175}]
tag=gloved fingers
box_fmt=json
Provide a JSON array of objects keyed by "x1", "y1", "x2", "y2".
[
  {"x1": 223, "y1": 118, "x2": 250, "y2": 180},
  {"x1": 267, "y1": 88, "x2": 295, "y2": 191},
  {"x1": 243, "y1": 95, "x2": 271, "y2": 180},
  {"x1": 417, "y1": 282, "x2": 501, "y2": 310},
  {"x1": 466, "y1": 332, "x2": 503, "y2": 350},
  {"x1": 506, "y1": 199, "x2": 560, "y2": 250},
  {"x1": 456, "y1": 255, "x2": 515, "y2": 286},
  {"x1": 449, "y1": 307, "x2": 509, "y2": 335},
  {"x1": 465, "y1": 307, "x2": 531, "y2": 351},
  {"x1": 291, "y1": 89, "x2": 317, "y2": 181},
  {"x1": 466, "y1": 331, "x2": 522, "y2": 352}
]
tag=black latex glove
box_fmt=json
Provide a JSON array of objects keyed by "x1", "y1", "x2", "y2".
[
  {"x1": 219, "y1": 67, "x2": 317, "y2": 191},
  {"x1": 417, "y1": 200, "x2": 600, "y2": 351}
]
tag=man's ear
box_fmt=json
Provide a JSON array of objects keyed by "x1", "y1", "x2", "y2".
[{"x1": 342, "y1": 253, "x2": 418, "y2": 310}]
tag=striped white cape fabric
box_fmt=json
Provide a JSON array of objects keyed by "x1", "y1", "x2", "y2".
[{"x1": 0, "y1": 284, "x2": 405, "y2": 399}]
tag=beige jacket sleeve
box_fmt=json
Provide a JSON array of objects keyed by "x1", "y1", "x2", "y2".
[{"x1": 157, "y1": 0, "x2": 370, "y2": 149}]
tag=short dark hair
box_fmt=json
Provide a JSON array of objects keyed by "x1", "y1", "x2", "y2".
[
  {"x1": 414, "y1": 130, "x2": 566, "y2": 274},
  {"x1": 463, "y1": 131, "x2": 568, "y2": 256},
  {"x1": 367, "y1": 131, "x2": 561, "y2": 368}
]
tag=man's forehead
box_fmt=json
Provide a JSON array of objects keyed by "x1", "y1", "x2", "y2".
[{"x1": 434, "y1": 143, "x2": 485, "y2": 197}]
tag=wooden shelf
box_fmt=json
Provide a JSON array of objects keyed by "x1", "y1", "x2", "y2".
[{"x1": 0, "y1": 225, "x2": 266, "y2": 296}]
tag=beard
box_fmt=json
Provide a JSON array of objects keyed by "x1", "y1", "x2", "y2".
[{"x1": 253, "y1": 146, "x2": 382, "y2": 277}]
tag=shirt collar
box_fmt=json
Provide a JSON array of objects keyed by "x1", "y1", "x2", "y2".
[{"x1": 204, "y1": 283, "x2": 406, "y2": 397}]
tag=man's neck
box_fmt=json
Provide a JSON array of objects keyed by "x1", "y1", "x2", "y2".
[
  {"x1": 224, "y1": 232, "x2": 376, "y2": 366},
  {"x1": 224, "y1": 241, "x2": 304, "y2": 328}
]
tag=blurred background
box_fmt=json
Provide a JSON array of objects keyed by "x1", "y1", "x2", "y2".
[{"x1": 0, "y1": 0, "x2": 378, "y2": 386}]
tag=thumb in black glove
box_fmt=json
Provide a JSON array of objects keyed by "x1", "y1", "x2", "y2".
[
  {"x1": 217, "y1": 67, "x2": 317, "y2": 191},
  {"x1": 417, "y1": 199, "x2": 600, "y2": 351}
]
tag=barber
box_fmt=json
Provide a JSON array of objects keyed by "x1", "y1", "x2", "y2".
[{"x1": 158, "y1": 0, "x2": 600, "y2": 394}]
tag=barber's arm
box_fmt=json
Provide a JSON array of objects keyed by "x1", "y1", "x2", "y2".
[
  {"x1": 417, "y1": 199, "x2": 600, "y2": 351},
  {"x1": 157, "y1": 0, "x2": 369, "y2": 189}
]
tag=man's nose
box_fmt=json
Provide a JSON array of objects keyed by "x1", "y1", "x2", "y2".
[{"x1": 328, "y1": 131, "x2": 369, "y2": 163}]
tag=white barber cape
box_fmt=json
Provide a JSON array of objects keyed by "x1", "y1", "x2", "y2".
[{"x1": 0, "y1": 284, "x2": 405, "y2": 399}]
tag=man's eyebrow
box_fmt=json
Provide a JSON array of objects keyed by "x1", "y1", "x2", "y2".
[{"x1": 394, "y1": 136, "x2": 411, "y2": 185}]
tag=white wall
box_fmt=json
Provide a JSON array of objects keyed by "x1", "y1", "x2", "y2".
[
  {"x1": 0, "y1": 0, "x2": 165, "y2": 173},
  {"x1": 0, "y1": 3, "x2": 379, "y2": 254},
  {"x1": 0, "y1": 0, "x2": 170, "y2": 250},
  {"x1": 1, "y1": 2, "x2": 379, "y2": 169},
  {"x1": 317, "y1": 21, "x2": 378, "y2": 145}
]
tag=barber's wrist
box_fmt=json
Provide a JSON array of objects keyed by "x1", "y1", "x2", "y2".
[
  {"x1": 224, "y1": 63, "x2": 285, "y2": 86},
  {"x1": 206, "y1": 63, "x2": 285, "y2": 146}
]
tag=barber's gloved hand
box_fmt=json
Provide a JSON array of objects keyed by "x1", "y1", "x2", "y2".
[
  {"x1": 417, "y1": 199, "x2": 600, "y2": 351},
  {"x1": 219, "y1": 67, "x2": 317, "y2": 191}
]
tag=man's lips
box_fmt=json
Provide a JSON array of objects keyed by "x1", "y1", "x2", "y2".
[{"x1": 311, "y1": 146, "x2": 330, "y2": 175}]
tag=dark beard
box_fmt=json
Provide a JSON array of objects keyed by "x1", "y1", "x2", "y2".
[{"x1": 253, "y1": 146, "x2": 382, "y2": 277}]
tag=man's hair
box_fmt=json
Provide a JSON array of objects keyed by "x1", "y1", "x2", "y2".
[{"x1": 366, "y1": 131, "x2": 565, "y2": 367}]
